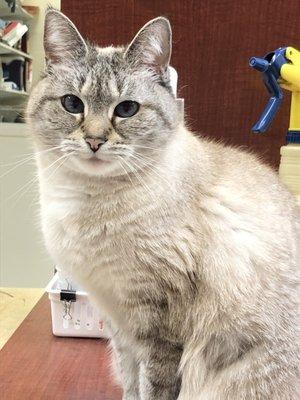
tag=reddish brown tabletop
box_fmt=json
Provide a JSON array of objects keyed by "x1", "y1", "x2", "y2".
[{"x1": 0, "y1": 294, "x2": 122, "y2": 400}]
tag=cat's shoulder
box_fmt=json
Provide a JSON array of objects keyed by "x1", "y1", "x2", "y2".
[{"x1": 182, "y1": 129, "x2": 296, "y2": 213}]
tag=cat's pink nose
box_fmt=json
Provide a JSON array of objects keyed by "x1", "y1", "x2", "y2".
[{"x1": 85, "y1": 137, "x2": 107, "y2": 153}]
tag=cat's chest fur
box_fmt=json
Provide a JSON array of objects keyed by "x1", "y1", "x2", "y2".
[{"x1": 40, "y1": 177, "x2": 161, "y2": 326}]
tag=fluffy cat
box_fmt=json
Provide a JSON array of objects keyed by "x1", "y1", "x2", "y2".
[{"x1": 27, "y1": 9, "x2": 299, "y2": 400}]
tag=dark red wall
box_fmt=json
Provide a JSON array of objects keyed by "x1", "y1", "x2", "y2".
[{"x1": 62, "y1": 0, "x2": 300, "y2": 168}]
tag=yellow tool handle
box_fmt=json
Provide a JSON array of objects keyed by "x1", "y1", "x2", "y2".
[
  {"x1": 288, "y1": 92, "x2": 300, "y2": 131},
  {"x1": 280, "y1": 47, "x2": 300, "y2": 131},
  {"x1": 281, "y1": 65, "x2": 300, "y2": 90}
]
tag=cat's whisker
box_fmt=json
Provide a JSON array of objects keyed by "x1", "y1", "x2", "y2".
[
  {"x1": 132, "y1": 157, "x2": 166, "y2": 181},
  {"x1": 13, "y1": 145, "x2": 62, "y2": 160},
  {"x1": 0, "y1": 157, "x2": 36, "y2": 178},
  {"x1": 119, "y1": 156, "x2": 157, "y2": 202},
  {"x1": 116, "y1": 157, "x2": 135, "y2": 187},
  {"x1": 6, "y1": 171, "x2": 40, "y2": 207},
  {"x1": 14, "y1": 155, "x2": 70, "y2": 210},
  {"x1": 129, "y1": 153, "x2": 173, "y2": 190},
  {"x1": 44, "y1": 152, "x2": 74, "y2": 182},
  {"x1": 5, "y1": 152, "x2": 72, "y2": 206},
  {"x1": 131, "y1": 159, "x2": 170, "y2": 191},
  {"x1": 25, "y1": 154, "x2": 72, "y2": 211},
  {"x1": 131, "y1": 144, "x2": 163, "y2": 152},
  {"x1": 132, "y1": 151, "x2": 163, "y2": 166},
  {"x1": 0, "y1": 146, "x2": 62, "y2": 175},
  {"x1": 118, "y1": 157, "x2": 150, "y2": 202},
  {"x1": 10, "y1": 153, "x2": 72, "y2": 209},
  {"x1": 125, "y1": 159, "x2": 159, "y2": 203}
]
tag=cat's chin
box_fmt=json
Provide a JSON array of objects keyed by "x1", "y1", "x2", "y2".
[{"x1": 69, "y1": 156, "x2": 122, "y2": 177}]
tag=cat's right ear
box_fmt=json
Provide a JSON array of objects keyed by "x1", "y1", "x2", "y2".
[{"x1": 44, "y1": 8, "x2": 87, "y2": 66}]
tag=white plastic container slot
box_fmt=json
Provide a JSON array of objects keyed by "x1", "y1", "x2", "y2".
[{"x1": 46, "y1": 273, "x2": 110, "y2": 339}]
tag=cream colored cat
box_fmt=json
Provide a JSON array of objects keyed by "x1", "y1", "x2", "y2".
[{"x1": 27, "y1": 9, "x2": 299, "y2": 400}]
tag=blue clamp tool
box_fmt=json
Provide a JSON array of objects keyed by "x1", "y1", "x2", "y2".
[{"x1": 249, "y1": 47, "x2": 287, "y2": 133}]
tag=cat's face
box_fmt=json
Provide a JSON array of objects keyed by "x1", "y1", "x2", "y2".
[{"x1": 27, "y1": 10, "x2": 179, "y2": 177}]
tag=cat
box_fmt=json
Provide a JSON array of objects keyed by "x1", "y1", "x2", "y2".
[{"x1": 27, "y1": 8, "x2": 299, "y2": 400}]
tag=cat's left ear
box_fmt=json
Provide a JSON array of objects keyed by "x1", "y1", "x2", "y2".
[{"x1": 124, "y1": 17, "x2": 172, "y2": 83}]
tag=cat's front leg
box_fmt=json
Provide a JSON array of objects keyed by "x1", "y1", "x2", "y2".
[
  {"x1": 138, "y1": 339, "x2": 182, "y2": 400},
  {"x1": 110, "y1": 336, "x2": 140, "y2": 400}
]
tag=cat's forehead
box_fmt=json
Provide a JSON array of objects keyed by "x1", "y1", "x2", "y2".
[
  {"x1": 50, "y1": 45, "x2": 149, "y2": 108},
  {"x1": 70, "y1": 46, "x2": 135, "y2": 105},
  {"x1": 79, "y1": 47, "x2": 126, "y2": 103},
  {"x1": 83, "y1": 47, "x2": 123, "y2": 81}
]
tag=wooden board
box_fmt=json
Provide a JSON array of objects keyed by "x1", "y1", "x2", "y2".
[{"x1": 0, "y1": 294, "x2": 122, "y2": 400}]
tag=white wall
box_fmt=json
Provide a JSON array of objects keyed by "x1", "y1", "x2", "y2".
[{"x1": 0, "y1": 126, "x2": 53, "y2": 287}]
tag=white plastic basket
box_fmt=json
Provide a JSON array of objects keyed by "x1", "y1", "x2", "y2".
[{"x1": 46, "y1": 272, "x2": 110, "y2": 339}]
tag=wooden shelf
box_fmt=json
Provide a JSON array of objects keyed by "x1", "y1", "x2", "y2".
[
  {"x1": 0, "y1": 42, "x2": 32, "y2": 60},
  {"x1": 0, "y1": 88, "x2": 28, "y2": 100}
]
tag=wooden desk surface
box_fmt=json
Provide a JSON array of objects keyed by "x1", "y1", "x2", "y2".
[
  {"x1": 0, "y1": 294, "x2": 122, "y2": 400},
  {"x1": 0, "y1": 287, "x2": 44, "y2": 349}
]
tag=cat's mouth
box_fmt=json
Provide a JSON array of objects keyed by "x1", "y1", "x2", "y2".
[
  {"x1": 87, "y1": 157, "x2": 108, "y2": 164},
  {"x1": 82, "y1": 156, "x2": 110, "y2": 166},
  {"x1": 70, "y1": 153, "x2": 118, "y2": 176}
]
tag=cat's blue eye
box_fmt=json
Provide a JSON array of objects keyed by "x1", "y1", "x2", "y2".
[
  {"x1": 114, "y1": 101, "x2": 140, "y2": 118},
  {"x1": 61, "y1": 95, "x2": 84, "y2": 114}
]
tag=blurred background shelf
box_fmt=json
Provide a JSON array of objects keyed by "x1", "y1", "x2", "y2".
[
  {"x1": 0, "y1": 1, "x2": 33, "y2": 21},
  {"x1": 0, "y1": 88, "x2": 28, "y2": 99},
  {"x1": 0, "y1": 1, "x2": 34, "y2": 123},
  {"x1": 0, "y1": 41, "x2": 32, "y2": 59}
]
